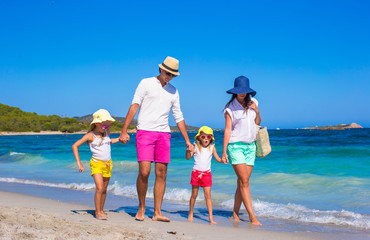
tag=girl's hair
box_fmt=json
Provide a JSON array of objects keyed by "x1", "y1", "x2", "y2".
[
  {"x1": 87, "y1": 123, "x2": 106, "y2": 146},
  {"x1": 224, "y1": 93, "x2": 252, "y2": 109},
  {"x1": 195, "y1": 132, "x2": 214, "y2": 153}
]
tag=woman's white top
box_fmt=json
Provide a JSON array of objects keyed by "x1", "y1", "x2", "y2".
[
  {"x1": 89, "y1": 131, "x2": 111, "y2": 161},
  {"x1": 131, "y1": 77, "x2": 184, "y2": 132},
  {"x1": 193, "y1": 144, "x2": 214, "y2": 172},
  {"x1": 224, "y1": 97, "x2": 258, "y2": 144}
]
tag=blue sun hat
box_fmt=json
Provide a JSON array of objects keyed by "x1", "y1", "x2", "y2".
[{"x1": 226, "y1": 76, "x2": 256, "y2": 96}]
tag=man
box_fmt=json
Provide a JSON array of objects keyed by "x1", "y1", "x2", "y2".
[{"x1": 119, "y1": 56, "x2": 193, "y2": 222}]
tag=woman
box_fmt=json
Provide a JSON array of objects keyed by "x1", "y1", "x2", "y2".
[{"x1": 222, "y1": 76, "x2": 261, "y2": 225}]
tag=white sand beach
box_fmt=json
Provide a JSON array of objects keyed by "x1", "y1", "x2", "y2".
[{"x1": 1, "y1": 190, "x2": 364, "y2": 240}]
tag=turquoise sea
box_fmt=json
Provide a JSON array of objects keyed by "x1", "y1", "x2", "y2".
[{"x1": 0, "y1": 129, "x2": 369, "y2": 234}]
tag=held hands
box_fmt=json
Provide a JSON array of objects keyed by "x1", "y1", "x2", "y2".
[
  {"x1": 222, "y1": 153, "x2": 229, "y2": 164},
  {"x1": 186, "y1": 141, "x2": 194, "y2": 152},
  {"x1": 119, "y1": 132, "x2": 130, "y2": 144}
]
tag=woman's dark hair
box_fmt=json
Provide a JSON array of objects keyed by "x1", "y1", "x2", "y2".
[{"x1": 224, "y1": 94, "x2": 252, "y2": 109}]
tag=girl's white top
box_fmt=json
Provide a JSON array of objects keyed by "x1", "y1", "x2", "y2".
[
  {"x1": 89, "y1": 131, "x2": 111, "y2": 161},
  {"x1": 132, "y1": 77, "x2": 184, "y2": 132},
  {"x1": 193, "y1": 144, "x2": 214, "y2": 172},
  {"x1": 224, "y1": 97, "x2": 258, "y2": 144}
]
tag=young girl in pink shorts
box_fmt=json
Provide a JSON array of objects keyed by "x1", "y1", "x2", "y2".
[{"x1": 186, "y1": 126, "x2": 225, "y2": 224}]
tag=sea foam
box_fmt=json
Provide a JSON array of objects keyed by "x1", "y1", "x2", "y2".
[
  {"x1": 221, "y1": 198, "x2": 370, "y2": 230},
  {"x1": 2, "y1": 177, "x2": 369, "y2": 230},
  {"x1": 9, "y1": 152, "x2": 26, "y2": 156}
]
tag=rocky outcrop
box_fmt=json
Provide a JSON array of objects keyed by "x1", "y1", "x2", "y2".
[{"x1": 303, "y1": 123, "x2": 363, "y2": 130}]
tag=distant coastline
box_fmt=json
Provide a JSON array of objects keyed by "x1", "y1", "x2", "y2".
[
  {"x1": 0, "y1": 130, "x2": 136, "y2": 136},
  {"x1": 302, "y1": 123, "x2": 363, "y2": 130},
  {"x1": 0, "y1": 128, "x2": 197, "y2": 136}
]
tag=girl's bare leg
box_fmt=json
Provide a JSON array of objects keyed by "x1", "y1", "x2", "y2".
[
  {"x1": 203, "y1": 186, "x2": 216, "y2": 224},
  {"x1": 188, "y1": 185, "x2": 199, "y2": 222},
  {"x1": 101, "y1": 177, "x2": 110, "y2": 217},
  {"x1": 93, "y1": 174, "x2": 107, "y2": 220},
  {"x1": 232, "y1": 164, "x2": 261, "y2": 225}
]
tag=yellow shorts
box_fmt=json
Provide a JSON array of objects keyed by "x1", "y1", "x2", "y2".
[{"x1": 90, "y1": 158, "x2": 113, "y2": 178}]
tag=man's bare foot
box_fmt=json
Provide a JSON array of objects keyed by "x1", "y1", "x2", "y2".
[
  {"x1": 188, "y1": 213, "x2": 193, "y2": 222},
  {"x1": 102, "y1": 211, "x2": 109, "y2": 218},
  {"x1": 152, "y1": 214, "x2": 170, "y2": 222},
  {"x1": 230, "y1": 212, "x2": 240, "y2": 222},
  {"x1": 135, "y1": 208, "x2": 145, "y2": 221},
  {"x1": 250, "y1": 217, "x2": 262, "y2": 225},
  {"x1": 209, "y1": 219, "x2": 217, "y2": 224}
]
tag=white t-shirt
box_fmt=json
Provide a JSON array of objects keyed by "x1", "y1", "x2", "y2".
[
  {"x1": 132, "y1": 77, "x2": 184, "y2": 133},
  {"x1": 193, "y1": 144, "x2": 214, "y2": 172},
  {"x1": 89, "y1": 132, "x2": 111, "y2": 161},
  {"x1": 224, "y1": 97, "x2": 258, "y2": 144}
]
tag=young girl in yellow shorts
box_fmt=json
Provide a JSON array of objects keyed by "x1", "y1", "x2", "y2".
[{"x1": 72, "y1": 109, "x2": 119, "y2": 220}]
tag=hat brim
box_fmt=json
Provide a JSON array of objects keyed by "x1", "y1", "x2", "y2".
[
  {"x1": 195, "y1": 128, "x2": 215, "y2": 141},
  {"x1": 90, "y1": 117, "x2": 116, "y2": 125},
  {"x1": 226, "y1": 88, "x2": 256, "y2": 96},
  {"x1": 159, "y1": 64, "x2": 180, "y2": 76}
]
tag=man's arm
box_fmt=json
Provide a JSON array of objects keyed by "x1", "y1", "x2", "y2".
[
  {"x1": 119, "y1": 104, "x2": 139, "y2": 144},
  {"x1": 176, "y1": 120, "x2": 193, "y2": 151}
]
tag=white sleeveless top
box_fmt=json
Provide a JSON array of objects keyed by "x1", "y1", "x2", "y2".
[
  {"x1": 193, "y1": 144, "x2": 214, "y2": 172},
  {"x1": 224, "y1": 97, "x2": 258, "y2": 144},
  {"x1": 89, "y1": 131, "x2": 111, "y2": 161}
]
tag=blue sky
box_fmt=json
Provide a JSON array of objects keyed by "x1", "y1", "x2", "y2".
[{"x1": 1, "y1": 0, "x2": 369, "y2": 129}]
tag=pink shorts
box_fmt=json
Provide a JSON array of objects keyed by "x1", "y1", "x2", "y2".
[
  {"x1": 190, "y1": 169, "x2": 212, "y2": 187},
  {"x1": 136, "y1": 130, "x2": 171, "y2": 163}
]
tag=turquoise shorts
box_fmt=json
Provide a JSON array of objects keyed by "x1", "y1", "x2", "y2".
[{"x1": 227, "y1": 142, "x2": 256, "y2": 166}]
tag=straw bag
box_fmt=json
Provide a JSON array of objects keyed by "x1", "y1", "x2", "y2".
[{"x1": 255, "y1": 125, "x2": 271, "y2": 158}]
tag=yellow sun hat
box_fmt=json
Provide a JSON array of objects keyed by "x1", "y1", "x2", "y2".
[
  {"x1": 195, "y1": 126, "x2": 215, "y2": 141},
  {"x1": 90, "y1": 109, "x2": 116, "y2": 125}
]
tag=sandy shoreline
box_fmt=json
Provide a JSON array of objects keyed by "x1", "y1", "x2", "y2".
[{"x1": 1, "y1": 190, "x2": 364, "y2": 240}]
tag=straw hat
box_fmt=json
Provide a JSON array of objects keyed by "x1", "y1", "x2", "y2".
[
  {"x1": 159, "y1": 56, "x2": 180, "y2": 76},
  {"x1": 90, "y1": 109, "x2": 116, "y2": 125},
  {"x1": 195, "y1": 126, "x2": 215, "y2": 141},
  {"x1": 227, "y1": 76, "x2": 256, "y2": 96}
]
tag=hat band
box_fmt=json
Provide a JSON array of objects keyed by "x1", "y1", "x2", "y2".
[{"x1": 162, "y1": 63, "x2": 178, "y2": 73}]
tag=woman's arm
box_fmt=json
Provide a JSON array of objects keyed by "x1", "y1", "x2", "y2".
[
  {"x1": 222, "y1": 112, "x2": 232, "y2": 164},
  {"x1": 72, "y1": 133, "x2": 92, "y2": 173},
  {"x1": 249, "y1": 102, "x2": 261, "y2": 125},
  {"x1": 212, "y1": 146, "x2": 223, "y2": 163}
]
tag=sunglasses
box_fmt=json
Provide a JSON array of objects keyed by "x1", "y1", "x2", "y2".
[
  {"x1": 199, "y1": 135, "x2": 212, "y2": 140},
  {"x1": 98, "y1": 123, "x2": 111, "y2": 130},
  {"x1": 164, "y1": 71, "x2": 175, "y2": 78}
]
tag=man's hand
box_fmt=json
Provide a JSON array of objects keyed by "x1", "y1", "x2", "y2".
[
  {"x1": 119, "y1": 132, "x2": 130, "y2": 144},
  {"x1": 186, "y1": 141, "x2": 194, "y2": 152}
]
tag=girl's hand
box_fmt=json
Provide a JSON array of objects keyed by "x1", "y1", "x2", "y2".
[{"x1": 77, "y1": 163, "x2": 84, "y2": 173}]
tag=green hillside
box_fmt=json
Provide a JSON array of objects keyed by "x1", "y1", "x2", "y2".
[
  {"x1": 0, "y1": 103, "x2": 198, "y2": 133},
  {"x1": 0, "y1": 103, "x2": 88, "y2": 133}
]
